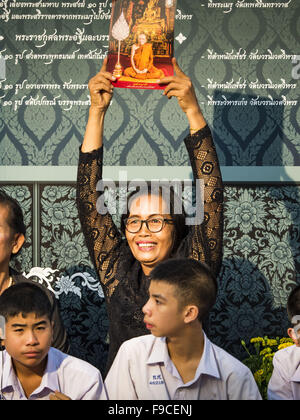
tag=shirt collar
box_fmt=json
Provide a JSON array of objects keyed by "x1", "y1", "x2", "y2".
[
  {"x1": 147, "y1": 337, "x2": 169, "y2": 365},
  {"x1": 290, "y1": 347, "x2": 300, "y2": 382},
  {"x1": 34, "y1": 348, "x2": 60, "y2": 395},
  {"x1": 291, "y1": 371, "x2": 300, "y2": 382},
  {"x1": 196, "y1": 333, "x2": 221, "y2": 380},
  {"x1": 1, "y1": 348, "x2": 59, "y2": 398},
  {"x1": 1, "y1": 351, "x2": 19, "y2": 394},
  {"x1": 146, "y1": 334, "x2": 221, "y2": 381}
]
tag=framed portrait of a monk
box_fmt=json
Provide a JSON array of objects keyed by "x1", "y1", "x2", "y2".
[{"x1": 107, "y1": 0, "x2": 177, "y2": 90}]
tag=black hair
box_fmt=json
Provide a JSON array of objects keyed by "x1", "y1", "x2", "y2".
[
  {"x1": 287, "y1": 284, "x2": 300, "y2": 322},
  {"x1": 120, "y1": 183, "x2": 189, "y2": 254},
  {"x1": 149, "y1": 258, "x2": 217, "y2": 321},
  {"x1": 0, "y1": 282, "x2": 53, "y2": 322},
  {"x1": 0, "y1": 190, "x2": 26, "y2": 260},
  {"x1": 0, "y1": 190, "x2": 26, "y2": 237}
]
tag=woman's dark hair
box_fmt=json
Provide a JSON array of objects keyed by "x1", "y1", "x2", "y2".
[
  {"x1": 0, "y1": 282, "x2": 53, "y2": 322},
  {"x1": 120, "y1": 183, "x2": 189, "y2": 255},
  {"x1": 0, "y1": 190, "x2": 26, "y2": 237}
]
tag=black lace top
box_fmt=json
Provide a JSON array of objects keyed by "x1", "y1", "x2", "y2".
[{"x1": 76, "y1": 125, "x2": 223, "y2": 371}]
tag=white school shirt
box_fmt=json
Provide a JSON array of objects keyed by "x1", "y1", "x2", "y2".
[
  {"x1": 268, "y1": 345, "x2": 300, "y2": 400},
  {"x1": 0, "y1": 347, "x2": 104, "y2": 400},
  {"x1": 101, "y1": 334, "x2": 262, "y2": 400}
]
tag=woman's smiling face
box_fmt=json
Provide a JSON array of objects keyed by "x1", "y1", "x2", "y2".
[{"x1": 125, "y1": 193, "x2": 175, "y2": 276}]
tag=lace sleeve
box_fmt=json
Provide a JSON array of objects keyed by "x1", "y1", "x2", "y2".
[
  {"x1": 76, "y1": 146, "x2": 122, "y2": 299},
  {"x1": 184, "y1": 125, "x2": 224, "y2": 277}
]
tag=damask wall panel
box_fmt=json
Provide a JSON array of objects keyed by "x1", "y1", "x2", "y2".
[
  {"x1": 0, "y1": 0, "x2": 299, "y2": 179},
  {"x1": 39, "y1": 184, "x2": 92, "y2": 269},
  {"x1": 51, "y1": 265, "x2": 109, "y2": 374},
  {"x1": 209, "y1": 184, "x2": 300, "y2": 360},
  {"x1": 40, "y1": 184, "x2": 109, "y2": 373}
]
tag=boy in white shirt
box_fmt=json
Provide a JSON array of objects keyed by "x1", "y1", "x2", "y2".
[
  {"x1": 101, "y1": 258, "x2": 262, "y2": 400},
  {"x1": 0, "y1": 282, "x2": 104, "y2": 400},
  {"x1": 268, "y1": 285, "x2": 300, "y2": 400}
]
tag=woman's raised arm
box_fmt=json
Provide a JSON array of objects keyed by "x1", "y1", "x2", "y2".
[
  {"x1": 159, "y1": 58, "x2": 206, "y2": 133},
  {"x1": 159, "y1": 59, "x2": 223, "y2": 276},
  {"x1": 81, "y1": 58, "x2": 116, "y2": 153},
  {"x1": 77, "y1": 59, "x2": 123, "y2": 299}
]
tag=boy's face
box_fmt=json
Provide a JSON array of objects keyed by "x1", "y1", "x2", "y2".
[
  {"x1": 4, "y1": 312, "x2": 53, "y2": 371},
  {"x1": 142, "y1": 280, "x2": 185, "y2": 338}
]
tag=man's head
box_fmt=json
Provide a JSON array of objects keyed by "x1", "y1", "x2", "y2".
[
  {"x1": 0, "y1": 190, "x2": 26, "y2": 264},
  {"x1": 142, "y1": 258, "x2": 217, "y2": 337},
  {"x1": 137, "y1": 33, "x2": 147, "y2": 46},
  {"x1": 0, "y1": 282, "x2": 53, "y2": 369},
  {"x1": 287, "y1": 284, "x2": 300, "y2": 345}
]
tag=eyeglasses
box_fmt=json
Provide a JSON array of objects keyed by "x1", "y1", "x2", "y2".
[{"x1": 125, "y1": 216, "x2": 173, "y2": 233}]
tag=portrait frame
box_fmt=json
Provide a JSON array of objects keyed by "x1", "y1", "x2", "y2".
[{"x1": 107, "y1": 0, "x2": 177, "y2": 90}]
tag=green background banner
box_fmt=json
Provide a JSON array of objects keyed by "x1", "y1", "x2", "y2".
[{"x1": 0, "y1": 0, "x2": 299, "y2": 179}]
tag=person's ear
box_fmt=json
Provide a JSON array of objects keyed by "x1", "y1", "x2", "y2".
[
  {"x1": 287, "y1": 327, "x2": 300, "y2": 345},
  {"x1": 11, "y1": 233, "x2": 25, "y2": 256},
  {"x1": 183, "y1": 305, "x2": 199, "y2": 324},
  {"x1": 47, "y1": 320, "x2": 54, "y2": 344}
]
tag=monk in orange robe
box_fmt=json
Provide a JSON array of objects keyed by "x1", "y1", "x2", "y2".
[{"x1": 124, "y1": 33, "x2": 165, "y2": 80}]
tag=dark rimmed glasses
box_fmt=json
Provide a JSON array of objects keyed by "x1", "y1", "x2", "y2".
[{"x1": 125, "y1": 216, "x2": 174, "y2": 233}]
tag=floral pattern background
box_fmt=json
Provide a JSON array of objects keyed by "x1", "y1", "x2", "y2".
[
  {"x1": 0, "y1": 182, "x2": 299, "y2": 372},
  {"x1": 209, "y1": 185, "x2": 300, "y2": 360},
  {"x1": 50, "y1": 265, "x2": 109, "y2": 373},
  {"x1": 40, "y1": 185, "x2": 91, "y2": 269}
]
